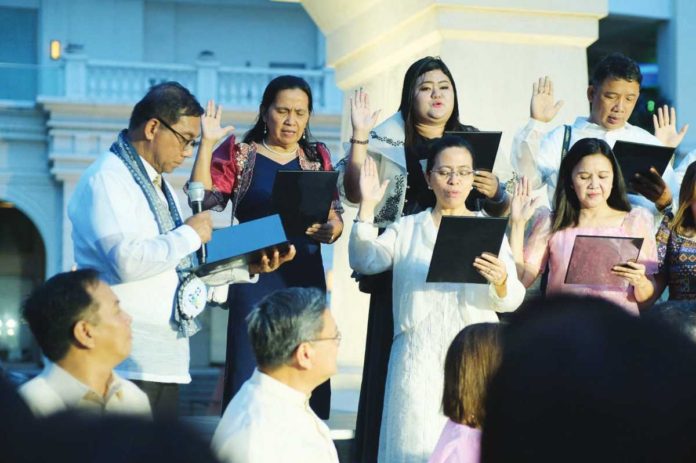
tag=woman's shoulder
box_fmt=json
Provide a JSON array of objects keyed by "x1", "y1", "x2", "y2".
[
  {"x1": 613, "y1": 206, "x2": 655, "y2": 237},
  {"x1": 431, "y1": 421, "x2": 481, "y2": 463},
  {"x1": 213, "y1": 134, "x2": 255, "y2": 160},
  {"x1": 309, "y1": 140, "x2": 328, "y2": 149},
  {"x1": 411, "y1": 209, "x2": 433, "y2": 224},
  {"x1": 388, "y1": 209, "x2": 429, "y2": 230},
  {"x1": 371, "y1": 113, "x2": 406, "y2": 147},
  {"x1": 209, "y1": 137, "x2": 258, "y2": 196},
  {"x1": 625, "y1": 206, "x2": 654, "y2": 227},
  {"x1": 300, "y1": 141, "x2": 332, "y2": 171},
  {"x1": 309, "y1": 141, "x2": 331, "y2": 159}
]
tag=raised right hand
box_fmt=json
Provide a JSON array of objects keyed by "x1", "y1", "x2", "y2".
[
  {"x1": 351, "y1": 88, "x2": 381, "y2": 137},
  {"x1": 530, "y1": 76, "x2": 564, "y2": 123},
  {"x1": 511, "y1": 177, "x2": 540, "y2": 225},
  {"x1": 185, "y1": 211, "x2": 213, "y2": 244},
  {"x1": 201, "y1": 99, "x2": 235, "y2": 145},
  {"x1": 359, "y1": 156, "x2": 390, "y2": 206},
  {"x1": 653, "y1": 104, "x2": 689, "y2": 148}
]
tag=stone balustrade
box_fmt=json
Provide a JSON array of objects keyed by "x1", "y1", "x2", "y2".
[{"x1": 50, "y1": 53, "x2": 342, "y2": 112}]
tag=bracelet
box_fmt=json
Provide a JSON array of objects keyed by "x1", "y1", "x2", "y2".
[
  {"x1": 353, "y1": 218, "x2": 373, "y2": 225},
  {"x1": 350, "y1": 137, "x2": 369, "y2": 145}
]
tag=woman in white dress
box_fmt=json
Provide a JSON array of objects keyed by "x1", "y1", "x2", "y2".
[{"x1": 349, "y1": 135, "x2": 525, "y2": 463}]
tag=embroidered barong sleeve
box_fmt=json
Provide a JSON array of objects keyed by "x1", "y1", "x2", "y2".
[
  {"x1": 338, "y1": 142, "x2": 406, "y2": 224},
  {"x1": 511, "y1": 118, "x2": 551, "y2": 189},
  {"x1": 511, "y1": 119, "x2": 565, "y2": 192},
  {"x1": 336, "y1": 153, "x2": 356, "y2": 209},
  {"x1": 349, "y1": 221, "x2": 398, "y2": 275},
  {"x1": 486, "y1": 237, "x2": 526, "y2": 312},
  {"x1": 74, "y1": 169, "x2": 201, "y2": 283}
]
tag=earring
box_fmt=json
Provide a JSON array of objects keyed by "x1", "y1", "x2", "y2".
[
  {"x1": 263, "y1": 124, "x2": 267, "y2": 135},
  {"x1": 302, "y1": 130, "x2": 307, "y2": 140}
]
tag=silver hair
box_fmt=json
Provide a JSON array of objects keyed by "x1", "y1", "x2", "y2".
[{"x1": 246, "y1": 287, "x2": 327, "y2": 368}]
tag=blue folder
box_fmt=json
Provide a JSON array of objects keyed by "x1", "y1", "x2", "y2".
[{"x1": 195, "y1": 214, "x2": 288, "y2": 276}]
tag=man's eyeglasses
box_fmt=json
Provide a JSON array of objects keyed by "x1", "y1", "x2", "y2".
[
  {"x1": 432, "y1": 168, "x2": 474, "y2": 179},
  {"x1": 157, "y1": 118, "x2": 200, "y2": 151},
  {"x1": 307, "y1": 330, "x2": 342, "y2": 345}
]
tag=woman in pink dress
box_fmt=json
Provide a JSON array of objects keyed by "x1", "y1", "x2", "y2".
[
  {"x1": 429, "y1": 323, "x2": 503, "y2": 463},
  {"x1": 509, "y1": 137, "x2": 658, "y2": 314}
]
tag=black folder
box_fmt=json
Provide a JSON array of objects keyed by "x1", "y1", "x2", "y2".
[
  {"x1": 426, "y1": 216, "x2": 509, "y2": 284},
  {"x1": 564, "y1": 235, "x2": 643, "y2": 287},
  {"x1": 271, "y1": 170, "x2": 339, "y2": 236},
  {"x1": 612, "y1": 141, "x2": 675, "y2": 194},
  {"x1": 194, "y1": 214, "x2": 288, "y2": 277},
  {"x1": 444, "y1": 131, "x2": 502, "y2": 172}
]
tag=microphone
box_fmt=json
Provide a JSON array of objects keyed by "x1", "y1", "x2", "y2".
[{"x1": 188, "y1": 181, "x2": 207, "y2": 264}]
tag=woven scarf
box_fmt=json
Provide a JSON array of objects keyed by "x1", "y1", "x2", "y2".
[{"x1": 110, "y1": 130, "x2": 201, "y2": 337}]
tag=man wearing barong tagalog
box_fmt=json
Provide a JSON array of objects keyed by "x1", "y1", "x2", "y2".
[
  {"x1": 512, "y1": 52, "x2": 694, "y2": 219},
  {"x1": 68, "y1": 82, "x2": 285, "y2": 418}
]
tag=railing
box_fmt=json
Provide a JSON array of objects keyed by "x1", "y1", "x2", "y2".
[
  {"x1": 217, "y1": 66, "x2": 329, "y2": 109},
  {"x1": 31, "y1": 53, "x2": 342, "y2": 113},
  {"x1": 84, "y1": 61, "x2": 197, "y2": 102}
]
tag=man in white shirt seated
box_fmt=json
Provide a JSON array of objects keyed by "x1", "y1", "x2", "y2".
[
  {"x1": 512, "y1": 52, "x2": 693, "y2": 214},
  {"x1": 19, "y1": 269, "x2": 151, "y2": 418},
  {"x1": 212, "y1": 287, "x2": 340, "y2": 463}
]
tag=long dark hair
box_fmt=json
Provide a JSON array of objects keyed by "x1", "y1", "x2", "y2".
[
  {"x1": 425, "y1": 135, "x2": 476, "y2": 173},
  {"x1": 671, "y1": 161, "x2": 696, "y2": 237},
  {"x1": 441, "y1": 323, "x2": 502, "y2": 428},
  {"x1": 398, "y1": 57, "x2": 476, "y2": 148},
  {"x1": 552, "y1": 137, "x2": 631, "y2": 232},
  {"x1": 243, "y1": 75, "x2": 320, "y2": 162}
]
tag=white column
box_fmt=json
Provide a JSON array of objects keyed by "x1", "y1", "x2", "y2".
[
  {"x1": 64, "y1": 53, "x2": 88, "y2": 99},
  {"x1": 196, "y1": 56, "x2": 220, "y2": 105},
  {"x1": 60, "y1": 180, "x2": 77, "y2": 271}
]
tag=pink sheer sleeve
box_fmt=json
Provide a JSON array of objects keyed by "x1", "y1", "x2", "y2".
[
  {"x1": 524, "y1": 207, "x2": 553, "y2": 276},
  {"x1": 625, "y1": 207, "x2": 659, "y2": 275}
]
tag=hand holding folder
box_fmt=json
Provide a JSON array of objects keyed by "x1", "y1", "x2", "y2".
[
  {"x1": 248, "y1": 244, "x2": 296, "y2": 275},
  {"x1": 564, "y1": 235, "x2": 644, "y2": 287},
  {"x1": 193, "y1": 214, "x2": 291, "y2": 281},
  {"x1": 272, "y1": 170, "x2": 339, "y2": 236},
  {"x1": 427, "y1": 216, "x2": 509, "y2": 284},
  {"x1": 612, "y1": 140, "x2": 675, "y2": 196}
]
